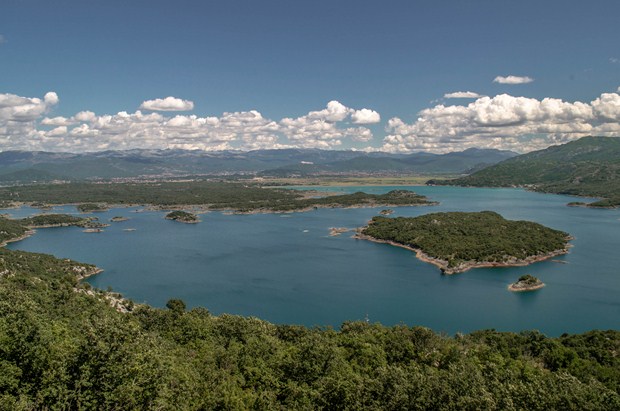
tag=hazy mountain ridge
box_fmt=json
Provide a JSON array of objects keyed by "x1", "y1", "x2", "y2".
[
  {"x1": 431, "y1": 136, "x2": 620, "y2": 207},
  {"x1": 257, "y1": 148, "x2": 516, "y2": 177},
  {"x1": 0, "y1": 147, "x2": 516, "y2": 182}
]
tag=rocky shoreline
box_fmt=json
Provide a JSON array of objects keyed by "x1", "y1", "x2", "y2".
[
  {"x1": 0, "y1": 230, "x2": 36, "y2": 247},
  {"x1": 508, "y1": 281, "x2": 545, "y2": 292}
]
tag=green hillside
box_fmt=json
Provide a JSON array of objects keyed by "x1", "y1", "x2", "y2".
[
  {"x1": 430, "y1": 137, "x2": 620, "y2": 207},
  {"x1": 260, "y1": 148, "x2": 516, "y2": 177}
]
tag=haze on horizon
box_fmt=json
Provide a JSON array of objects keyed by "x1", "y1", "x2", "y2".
[{"x1": 1, "y1": 0, "x2": 619, "y2": 154}]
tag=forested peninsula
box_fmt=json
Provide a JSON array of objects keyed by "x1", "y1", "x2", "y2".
[
  {"x1": 358, "y1": 211, "x2": 571, "y2": 274},
  {"x1": 0, "y1": 214, "x2": 107, "y2": 246},
  {"x1": 0, "y1": 181, "x2": 435, "y2": 213},
  {"x1": 1, "y1": 207, "x2": 619, "y2": 409}
]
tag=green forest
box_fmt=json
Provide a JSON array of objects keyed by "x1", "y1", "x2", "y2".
[
  {"x1": 0, "y1": 214, "x2": 106, "y2": 245},
  {"x1": 0, "y1": 244, "x2": 618, "y2": 409},
  {"x1": 0, "y1": 182, "x2": 434, "y2": 212},
  {"x1": 165, "y1": 210, "x2": 199, "y2": 223},
  {"x1": 361, "y1": 211, "x2": 570, "y2": 271}
]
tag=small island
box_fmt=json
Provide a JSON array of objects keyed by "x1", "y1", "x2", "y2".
[
  {"x1": 329, "y1": 227, "x2": 350, "y2": 236},
  {"x1": 165, "y1": 210, "x2": 199, "y2": 223},
  {"x1": 356, "y1": 211, "x2": 572, "y2": 274},
  {"x1": 77, "y1": 203, "x2": 109, "y2": 213},
  {"x1": 379, "y1": 209, "x2": 394, "y2": 215},
  {"x1": 509, "y1": 274, "x2": 545, "y2": 292},
  {"x1": 110, "y1": 216, "x2": 129, "y2": 222},
  {"x1": 83, "y1": 228, "x2": 104, "y2": 233},
  {"x1": 19, "y1": 214, "x2": 109, "y2": 229},
  {"x1": 30, "y1": 202, "x2": 53, "y2": 210}
]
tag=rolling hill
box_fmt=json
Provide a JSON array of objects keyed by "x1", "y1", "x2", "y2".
[
  {"x1": 0, "y1": 147, "x2": 516, "y2": 182},
  {"x1": 430, "y1": 136, "x2": 620, "y2": 207},
  {"x1": 258, "y1": 148, "x2": 516, "y2": 177}
]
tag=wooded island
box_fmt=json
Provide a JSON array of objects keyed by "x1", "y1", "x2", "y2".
[{"x1": 358, "y1": 211, "x2": 571, "y2": 274}]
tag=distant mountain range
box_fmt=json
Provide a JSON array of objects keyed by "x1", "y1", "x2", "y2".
[
  {"x1": 431, "y1": 136, "x2": 620, "y2": 207},
  {"x1": 0, "y1": 147, "x2": 516, "y2": 183}
]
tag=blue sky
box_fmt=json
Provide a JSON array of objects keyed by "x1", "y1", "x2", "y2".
[{"x1": 1, "y1": 0, "x2": 619, "y2": 153}]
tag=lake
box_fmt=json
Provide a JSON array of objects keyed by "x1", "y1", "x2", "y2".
[{"x1": 4, "y1": 186, "x2": 620, "y2": 336}]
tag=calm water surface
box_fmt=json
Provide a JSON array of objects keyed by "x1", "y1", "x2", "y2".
[{"x1": 5, "y1": 186, "x2": 620, "y2": 336}]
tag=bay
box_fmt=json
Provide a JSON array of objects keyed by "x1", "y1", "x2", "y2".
[{"x1": 4, "y1": 186, "x2": 620, "y2": 336}]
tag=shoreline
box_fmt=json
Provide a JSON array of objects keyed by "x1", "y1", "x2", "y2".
[
  {"x1": 434, "y1": 183, "x2": 611, "y2": 208},
  {"x1": 223, "y1": 201, "x2": 439, "y2": 215},
  {"x1": 508, "y1": 282, "x2": 545, "y2": 292},
  {"x1": 353, "y1": 231, "x2": 571, "y2": 274},
  {"x1": 74, "y1": 266, "x2": 104, "y2": 281},
  {"x1": 9, "y1": 196, "x2": 439, "y2": 216},
  {"x1": 0, "y1": 229, "x2": 36, "y2": 248}
]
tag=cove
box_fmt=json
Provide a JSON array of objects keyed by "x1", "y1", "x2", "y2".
[{"x1": 4, "y1": 186, "x2": 620, "y2": 336}]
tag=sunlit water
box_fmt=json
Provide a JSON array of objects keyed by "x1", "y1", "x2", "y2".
[{"x1": 4, "y1": 186, "x2": 620, "y2": 336}]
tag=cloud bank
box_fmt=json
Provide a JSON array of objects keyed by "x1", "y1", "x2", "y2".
[
  {"x1": 382, "y1": 92, "x2": 620, "y2": 153},
  {"x1": 493, "y1": 75, "x2": 534, "y2": 85},
  {"x1": 0, "y1": 95, "x2": 379, "y2": 152},
  {"x1": 1, "y1": 90, "x2": 619, "y2": 154}
]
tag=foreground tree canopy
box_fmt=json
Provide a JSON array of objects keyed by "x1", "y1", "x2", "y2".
[{"x1": 0, "y1": 244, "x2": 618, "y2": 409}]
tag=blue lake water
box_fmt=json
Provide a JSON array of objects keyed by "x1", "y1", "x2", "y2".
[{"x1": 4, "y1": 186, "x2": 620, "y2": 336}]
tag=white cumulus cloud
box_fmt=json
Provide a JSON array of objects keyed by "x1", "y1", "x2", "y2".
[
  {"x1": 381, "y1": 90, "x2": 620, "y2": 153},
  {"x1": 351, "y1": 108, "x2": 381, "y2": 124},
  {"x1": 139, "y1": 96, "x2": 194, "y2": 112},
  {"x1": 0, "y1": 94, "x2": 380, "y2": 152},
  {"x1": 493, "y1": 75, "x2": 534, "y2": 85},
  {"x1": 0, "y1": 91, "x2": 59, "y2": 151},
  {"x1": 306, "y1": 100, "x2": 352, "y2": 122},
  {"x1": 279, "y1": 100, "x2": 376, "y2": 148},
  {"x1": 444, "y1": 91, "x2": 484, "y2": 99},
  {"x1": 4, "y1": 89, "x2": 620, "y2": 154}
]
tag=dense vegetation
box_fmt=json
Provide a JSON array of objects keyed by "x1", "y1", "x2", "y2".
[
  {"x1": 361, "y1": 211, "x2": 569, "y2": 272},
  {"x1": 430, "y1": 136, "x2": 620, "y2": 207},
  {"x1": 0, "y1": 245, "x2": 618, "y2": 409},
  {"x1": 20, "y1": 214, "x2": 88, "y2": 227},
  {"x1": 0, "y1": 182, "x2": 434, "y2": 212},
  {"x1": 235, "y1": 189, "x2": 435, "y2": 212},
  {"x1": 509, "y1": 274, "x2": 545, "y2": 292},
  {"x1": 165, "y1": 210, "x2": 199, "y2": 223},
  {"x1": 0, "y1": 216, "x2": 29, "y2": 244},
  {"x1": 77, "y1": 203, "x2": 109, "y2": 212},
  {"x1": 0, "y1": 214, "x2": 103, "y2": 245},
  {"x1": 518, "y1": 274, "x2": 540, "y2": 285}
]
